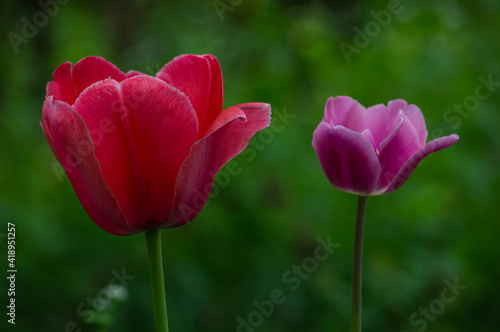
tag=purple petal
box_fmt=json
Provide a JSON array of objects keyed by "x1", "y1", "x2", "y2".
[
  {"x1": 323, "y1": 96, "x2": 365, "y2": 132},
  {"x1": 312, "y1": 122, "x2": 381, "y2": 195},
  {"x1": 376, "y1": 114, "x2": 421, "y2": 191},
  {"x1": 365, "y1": 103, "x2": 402, "y2": 151},
  {"x1": 384, "y1": 134, "x2": 460, "y2": 194},
  {"x1": 388, "y1": 100, "x2": 428, "y2": 147}
]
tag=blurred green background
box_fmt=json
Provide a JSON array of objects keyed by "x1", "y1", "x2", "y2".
[{"x1": 1, "y1": 0, "x2": 499, "y2": 331}]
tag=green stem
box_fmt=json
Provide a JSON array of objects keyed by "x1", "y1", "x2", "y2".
[
  {"x1": 351, "y1": 195, "x2": 368, "y2": 332},
  {"x1": 145, "y1": 229, "x2": 169, "y2": 332}
]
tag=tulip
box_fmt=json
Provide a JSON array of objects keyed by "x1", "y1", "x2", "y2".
[
  {"x1": 42, "y1": 54, "x2": 271, "y2": 332},
  {"x1": 312, "y1": 96, "x2": 458, "y2": 332},
  {"x1": 42, "y1": 54, "x2": 271, "y2": 236},
  {"x1": 312, "y1": 96, "x2": 459, "y2": 196}
]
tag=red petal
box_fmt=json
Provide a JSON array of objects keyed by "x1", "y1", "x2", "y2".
[
  {"x1": 166, "y1": 103, "x2": 271, "y2": 227},
  {"x1": 73, "y1": 76, "x2": 198, "y2": 229},
  {"x1": 41, "y1": 97, "x2": 134, "y2": 235},
  {"x1": 46, "y1": 62, "x2": 76, "y2": 106},
  {"x1": 125, "y1": 70, "x2": 145, "y2": 78},
  {"x1": 157, "y1": 54, "x2": 223, "y2": 138},
  {"x1": 47, "y1": 56, "x2": 127, "y2": 105}
]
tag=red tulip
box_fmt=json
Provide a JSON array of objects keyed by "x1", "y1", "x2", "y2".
[
  {"x1": 42, "y1": 55, "x2": 271, "y2": 235},
  {"x1": 312, "y1": 96, "x2": 459, "y2": 195}
]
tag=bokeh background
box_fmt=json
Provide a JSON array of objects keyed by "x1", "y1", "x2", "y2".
[{"x1": 1, "y1": 0, "x2": 499, "y2": 331}]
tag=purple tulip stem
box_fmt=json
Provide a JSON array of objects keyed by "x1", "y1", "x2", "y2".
[
  {"x1": 351, "y1": 195, "x2": 368, "y2": 332},
  {"x1": 145, "y1": 229, "x2": 169, "y2": 332}
]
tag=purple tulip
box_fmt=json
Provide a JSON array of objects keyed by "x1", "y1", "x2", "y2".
[{"x1": 312, "y1": 96, "x2": 459, "y2": 195}]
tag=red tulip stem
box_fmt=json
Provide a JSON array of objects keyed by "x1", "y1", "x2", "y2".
[
  {"x1": 146, "y1": 229, "x2": 169, "y2": 332},
  {"x1": 351, "y1": 195, "x2": 368, "y2": 332}
]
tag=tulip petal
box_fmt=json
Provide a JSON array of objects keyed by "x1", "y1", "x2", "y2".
[
  {"x1": 41, "y1": 97, "x2": 134, "y2": 235},
  {"x1": 74, "y1": 76, "x2": 198, "y2": 229},
  {"x1": 376, "y1": 114, "x2": 421, "y2": 191},
  {"x1": 167, "y1": 103, "x2": 271, "y2": 227},
  {"x1": 157, "y1": 54, "x2": 223, "y2": 138},
  {"x1": 312, "y1": 122, "x2": 381, "y2": 195},
  {"x1": 388, "y1": 100, "x2": 428, "y2": 147},
  {"x1": 46, "y1": 62, "x2": 76, "y2": 105},
  {"x1": 379, "y1": 112, "x2": 404, "y2": 152},
  {"x1": 360, "y1": 128, "x2": 377, "y2": 148},
  {"x1": 122, "y1": 76, "x2": 199, "y2": 226},
  {"x1": 364, "y1": 103, "x2": 402, "y2": 151},
  {"x1": 125, "y1": 70, "x2": 145, "y2": 78},
  {"x1": 323, "y1": 96, "x2": 365, "y2": 132},
  {"x1": 47, "y1": 56, "x2": 127, "y2": 105},
  {"x1": 384, "y1": 134, "x2": 459, "y2": 194}
]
